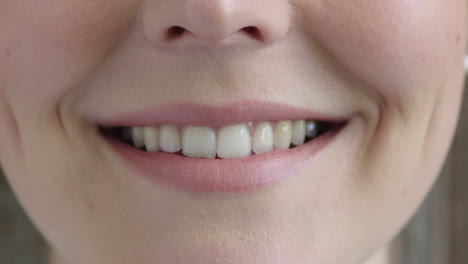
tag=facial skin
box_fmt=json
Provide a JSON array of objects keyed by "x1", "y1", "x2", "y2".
[{"x1": 0, "y1": 0, "x2": 466, "y2": 263}]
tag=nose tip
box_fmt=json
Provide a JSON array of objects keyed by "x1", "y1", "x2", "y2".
[{"x1": 143, "y1": 0, "x2": 291, "y2": 49}]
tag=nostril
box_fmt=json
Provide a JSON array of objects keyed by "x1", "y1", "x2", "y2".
[
  {"x1": 166, "y1": 26, "x2": 187, "y2": 40},
  {"x1": 165, "y1": 25, "x2": 264, "y2": 42},
  {"x1": 242, "y1": 26, "x2": 263, "y2": 41}
]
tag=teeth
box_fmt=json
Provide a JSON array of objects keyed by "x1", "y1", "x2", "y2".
[
  {"x1": 160, "y1": 125, "x2": 181, "y2": 153},
  {"x1": 305, "y1": 120, "x2": 318, "y2": 138},
  {"x1": 143, "y1": 127, "x2": 159, "y2": 152},
  {"x1": 291, "y1": 120, "x2": 306, "y2": 146},
  {"x1": 252, "y1": 122, "x2": 273, "y2": 154},
  {"x1": 131, "y1": 127, "x2": 145, "y2": 148},
  {"x1": 182, "y1": 126, "x2": 216, "y2": 159},
  {"x1": 124, "y1": 119, "x2": 327, "y2": 158},
  {"x1": 274, "y1": 120, "x2": 292, "y2": 149},
  {"x1": 217, "y1": 124, "x2": 251, "y2": 159}
]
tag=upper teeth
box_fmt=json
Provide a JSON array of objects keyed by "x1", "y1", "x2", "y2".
[
  {"x1": 217, "y1": 124, "x2": 252, "y2": 159},
  {"x1": 252, "y1": 122, "x2": 274, "y2": 154},
  {"x1": 124, "y1": 120, "x2": 320, "y2": 159},
  {"x1": 182, "y1": 126, "x2": 216, "y2": 159}
]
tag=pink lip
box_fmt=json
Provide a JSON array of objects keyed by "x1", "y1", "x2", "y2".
[
  {"x1": 96, "y1": 101, "x2": 349, "y2": 193},
  {"x1": 97, "y1": 101, "x2": 349, "y2": 127}
]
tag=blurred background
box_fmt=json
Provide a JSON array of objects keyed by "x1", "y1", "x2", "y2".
[
  {"x1": 0, "y1": 76, "x2": 467, "y2": 264},
  {"x1": 388, "y1": 71, "x2": 468, "y2": 263}
]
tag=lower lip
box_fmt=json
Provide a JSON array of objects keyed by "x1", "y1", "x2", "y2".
[{"x1": 104, "y1": 125, "x2": 345, "y2": 193}]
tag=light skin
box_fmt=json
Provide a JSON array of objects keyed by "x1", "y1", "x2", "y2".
[{"x1": 0, "y1": 0, "x2": 466, "y2": 263}]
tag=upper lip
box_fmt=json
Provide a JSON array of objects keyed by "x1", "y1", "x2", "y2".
[{"x1": 94, "y1": 100, "x2": 351, "y2": 127}]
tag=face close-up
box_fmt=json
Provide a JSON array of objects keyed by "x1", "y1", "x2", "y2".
[{"x1": 0, "y1": 0, "x2": 466, "y2": 263}]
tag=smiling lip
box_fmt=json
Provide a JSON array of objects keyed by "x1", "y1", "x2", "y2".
[{"x1": 96, "y1": 101, "x2": 349, "y2": 193}]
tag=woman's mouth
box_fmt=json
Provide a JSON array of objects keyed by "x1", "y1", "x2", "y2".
[{"x1": 96, "y1": 101, "x2": 349, "y2": 193}]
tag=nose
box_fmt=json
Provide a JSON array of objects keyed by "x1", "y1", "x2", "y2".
[{"x1": 142, "y1": 0, "x2": 292, "y2": 50}]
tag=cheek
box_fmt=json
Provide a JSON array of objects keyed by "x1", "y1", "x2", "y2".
[
  {"x1": 0, "y1": 0, "x2": 138, "y2": 110},
  {"x1": 299, "y1": 0, "x2": 465, "y2": 105},
  {"x1": 0, "y1": 0, "x2": 138, "y2": 170}
]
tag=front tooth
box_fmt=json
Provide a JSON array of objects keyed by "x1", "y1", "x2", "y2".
[
  {"x1": 217, "y1": 123, "x2": 251, "y2": 159},
  {"x1": 160, "y1": 125, "x2": 181, "y2": 153},
  {"x1": 252, "y1": 122, "x2": 273, "y2": 154},
  {"x1": 131, "y1": 127, "x2": 145, "y2": 148},
  {"x1": 274, "y1": 120, "x2": 292, "y2": 149},
  {"x1": 291, "y1": 120, "x2": 306, "y2": 146},
  {"x1": 182, "y1": 126, "x2": 216, "y2": 159},
  {"x1": 305, "y1": 121, "x2": 318, "y2": 138},
  {"x1": 143, "y1": 127, "x2": 159, "y2": 152}
]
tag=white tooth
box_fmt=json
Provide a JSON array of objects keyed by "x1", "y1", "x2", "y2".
[
  {"x1": 252, "y1": 122, "x2": 273, "y2": 154},
  {"x1": 217, "y1": 123, "x2": 251, "y2": 159},
  {"x1": 291, "y1": 120, "x2": 306, "y2": 146},
  {"x1": 182, "y1": 126, "x2": 216, "y2": 159},
  {"x1": 274, "y1": 120, "x2": 292, "y2": 149},
  {"x1": 305, "y1": 121, "x2": 318, "y2": 138},
  {"x1": 160, "y1": 125, "x2": 181, "y2": 153},
  {"x1": 143, "y1": 127, "x2": 159, "y2": 152},
  {"x1": 131, "y1": 127, "x2": 145, "y2": 148}
]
